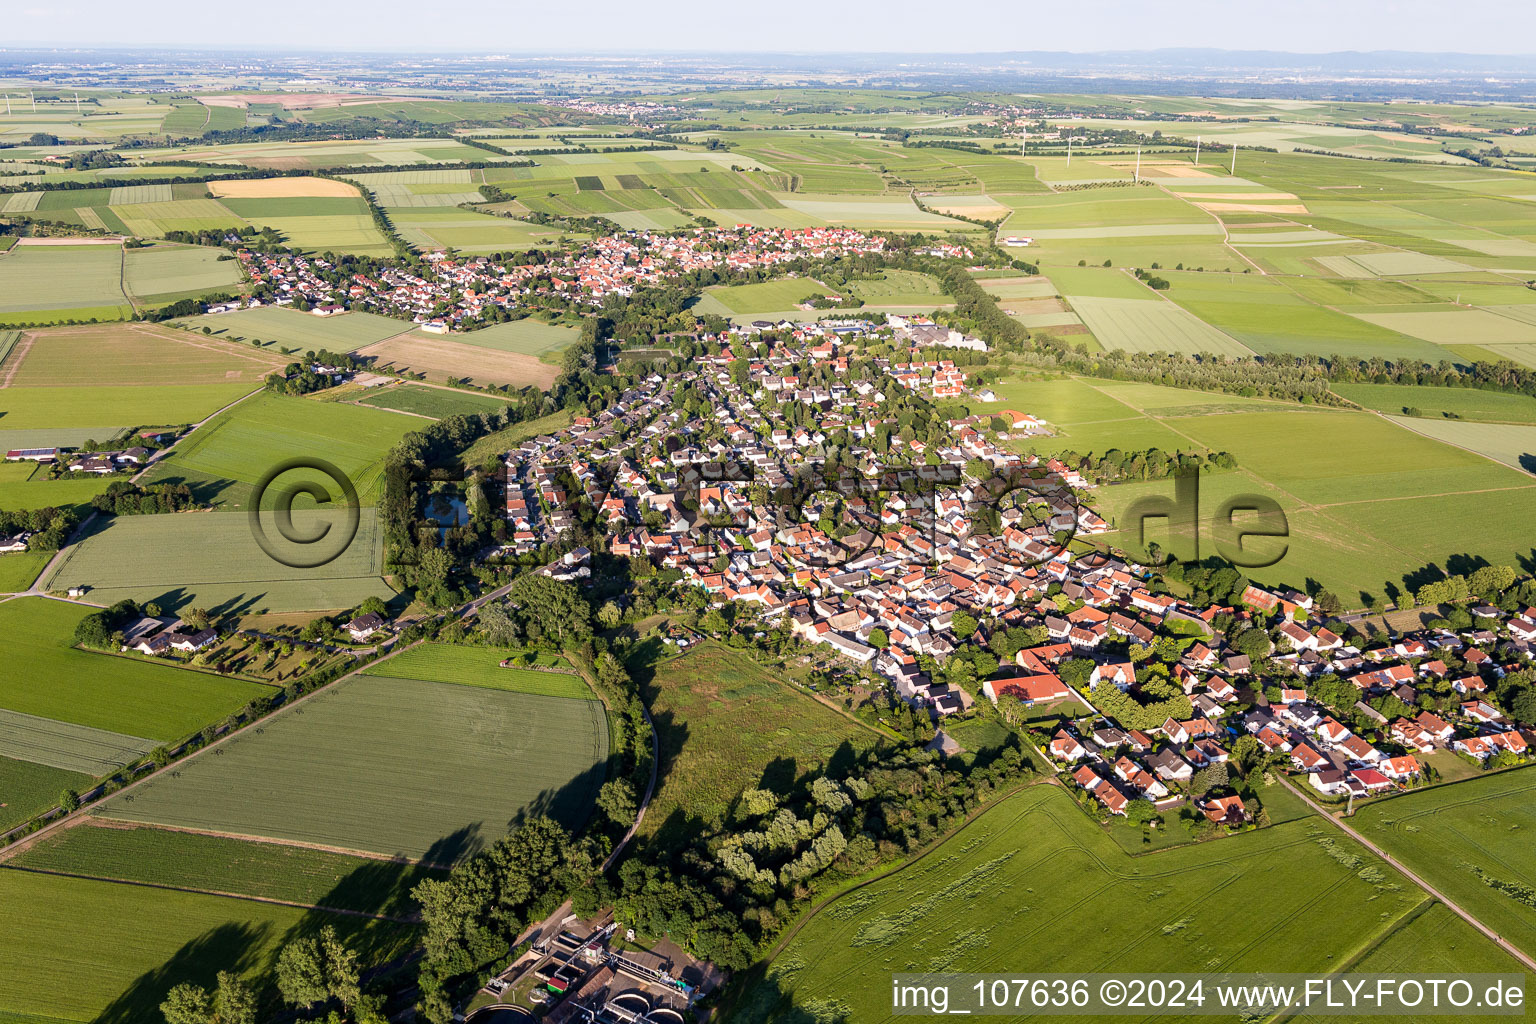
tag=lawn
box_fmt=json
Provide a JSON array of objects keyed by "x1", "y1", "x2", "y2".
[
  {"x1": 637, "y1": 642, "x2": 884, "y2": 847},
  {"x1": 11, "y1": 820, "x2": 443, "y2": 917},
  {"x1": 172, "y1": 307, "x2": 410, "y2": 351},
  {"x1": 0, "y1": 460, "x2": 115, "y2": 517},
  {"x1": 3, "y1": 323, "x2": 286, "y2": 388},
  {"x1": 735, "y1": 784, "x2": 1501, "y2": 1024},
  {"x1": 356, "y1": 383, "x2": 516, "y2": 419},
  {"x1": 0, "y1": 754, "x2": 92, "y2": 832},
  {"x1": 363, "y1": 642, "x2": 594, "y2": 700},
  {"x1": 99, "y1": 672, "x2": 609, "y2": 864},
  {"x1": 0, "y1": 869, "x2": 416, "y2": 1024},
  {"x1": 40, "y1": 508, "x2": 394, "y2": 615},
  {"x1": 139, "y1": 391, "x2": 416, "y2": 507},
  {"x1": 455, "y1": 409, "x2": 573, "y2": 468},
  {"x1": 0, "y1": 243, "x2": 130, "y2": 317},
  {"x1": 0, "y1": 597, "x2": 268, "y2": 742},
  {"x1": 1349, "y1": 768, "x2": 1536, "y2": 962}
]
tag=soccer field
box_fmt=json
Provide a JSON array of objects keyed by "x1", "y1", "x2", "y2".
[{"x1": 99, "y1": 672, "x2": 609, "y2": 863}]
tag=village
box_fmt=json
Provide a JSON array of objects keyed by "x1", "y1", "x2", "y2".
[
  {"x1": 485, "y1": 328, "x2": 1536, "y2": 835},
  {"x1": 215, "y1": 225, "x2": 974, "y2": 331}
]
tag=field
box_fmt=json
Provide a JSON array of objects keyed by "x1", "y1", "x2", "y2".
[
  {"x1": 99, "y1": 671, "x2": 609, "y2": 864},
  {"x1": 0, "y1": 460, "x2": 116, "y2": 517},
  {"x1": 638, "y1": 643, "x2": 884, "y2": 846},
  {"x1": 0, "y1": 708, "x2": 156, "y2": 775},
  {"x1": 435, "y1": 317, "x2": 582, "y2": 356},
  {"x1": 0, "y1": 242, "x2": 131, "y2": 323},
  {"x1": 0, "y1": 597, "x2": 268, "y2": 743},
  {"x1": 122, "y1": 244, "x2": 244, "y2": 304},
  {"x1": 206, "y1": 177, "x2": 363, "y2": 199},
  {"x1": 0, "y1": 868, "x2": 416, "y2": 1024},
  {"x1": 695, "y1": 277, "x2": 833, "y2": 316},
  {"x1": 970, "y1": 376, "x2": 1536, "y2": 597},
  {"x1": 737, "y1": 783, "x2": 1519, "y2": 1024},
  {"x1": 1387, "y1": 416, "x2": 1536, "y2": 474},
  {"x1": 40, "y1": 508, "x2": 395, "y2": 615},
  {"x1": 0, "y1": 382, "x2": 259, "y2": 432},
  {"x1": 0, "y1": 754, "x2": 92, "y2": 831},
  {"x1": 10, "y1": 820, "x2": 442, "y2": 917},
  {"x1": 1068, "y1": 295, "x2": 1251, "y2": 356},
  {"x1": 173, "y1": 306, "x2": 410, "y2": 351},
  {"x1": 356, "y1": 383, "x2": 516, "y2": 419},
  {"x1": 1332, "y1": 382, "x2": 1536, "y2": 423},
  {"x1": 354, "y1": 334, "x2": 559, "y2": 388},
  {"x1": 139, "y1": 391, "x2": 416, "y2": 507},
  {"x1": 1349, "y1": 768, "x2": 1536, "y2": 962},
  {"x1": 2, "y1": 322, "x2": 287, "y2": 388},
  {"x1": 363, "y1": 642, "x2": 595, "y2": 700}
]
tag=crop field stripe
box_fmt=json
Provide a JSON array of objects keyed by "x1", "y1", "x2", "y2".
[{"x1": 0, "y1": 709, "x2": 156, "y2": 775}]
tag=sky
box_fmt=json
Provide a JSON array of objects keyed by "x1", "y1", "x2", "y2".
[{"x1": 8, "y1": 0, "x2": 1536, "y2": 55}]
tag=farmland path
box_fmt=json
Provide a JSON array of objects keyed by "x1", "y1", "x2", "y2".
[{"x1": 1279, "y1": 775, "x2": 1536, "y2": 972}]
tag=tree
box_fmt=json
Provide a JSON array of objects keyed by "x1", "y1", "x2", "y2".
[
  {"x1": 510, "y1": 576, "x2": 591, "y2": 643},
  {"x1": 867, "y1": 627, "x2": 889, "y2": 649},
  {"x1": 59, "y1": 789, "x2": 80, "y2": 813},
  {"x1": 597, "y1": 778, "x2": 638, "y2": 827},
  {"x1": 320, "y1": 927, "x2": 361, "y2": 1009},
  {"x1": 950, "y1": 611, "x2": 978, "y2": 639},
  {"x1": 276, "y1": 936, "x2": 330, "y2": 1009},
  {"x1": 214, "y1": 972, "x2": 257, "y2": 1024},
  {"x1": 160, "y1": 984, "x2": 211, "y2": 1024},
  {"x1": 596, "y1": 600, "x2": 623, "y2": 629},
  {"x1": 1191, "y1": 762, "x2": 1230, "y2": 797}
]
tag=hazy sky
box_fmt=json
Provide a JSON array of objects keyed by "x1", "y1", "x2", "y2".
[{"x1": 9, "y1": 0, "x2": 1536, "y2": 55}]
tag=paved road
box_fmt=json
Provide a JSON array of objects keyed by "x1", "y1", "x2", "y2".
[{"x1": 1280, "y1": 776, "x2": 1536, "y2": 973}]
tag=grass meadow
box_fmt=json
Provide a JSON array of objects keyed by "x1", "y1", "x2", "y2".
[
  {"x1": 734, "y1": 784, "x2": 1512, "y2": 1024},
  {"x1": 99, "y1": 672, "x2": 609, "y2": 864},
  {"x1": 0, "y1": 382, "x2": 257, "y2": 431},
  {"x1": 122, "y1": 244, "x2": 244, "y2": 303},
  {"x1": 0, "y1": 754, "x2": 92, "y2": 831},
  {"x1": 638, "y1": 642, "x2": 884, "y2": 847},
  {"x1": 1332, "y1": 383, "x2": 1536, "y2": 423}
]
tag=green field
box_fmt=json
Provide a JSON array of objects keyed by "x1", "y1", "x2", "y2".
[
  {"x1": 11, "y1": 821, "x2": 442, "y2": 917},
  {"x1": 356, "y1": 383, "x2": 516, "y2": 419},
  {"x1": 1387, "y1": 416, "x2": 1536, "y2": 473},
  {"x1": 173, "y1": 307, "x2": 410, "y2": 351},
  {"x1": 122, "y1": 244, "x2": 243, "y2": 303},
  {"x1": 0, "y1": 754, "x2": 92, "y2": 831},
  {"x1": 40, "y1": 508, "x2": 394, "y2": 615},
  {"x1": 0, "y1": 597, "x2": 268, "y2": 742},
  {"x1": 639, "y1": 643, "x2": 883, "y2": 847},
  {"x1": 1069, "y1": 295, "x2": 1251, "y2": 357},
  {"x1": 697, "y1": 277, "x2": 834, "y2": 315},
  {"x1": 738, "y1": 783, "x2": 1513, "y2": 1024},
  {"x1": 437, "y1": 317, "x2": 582, "y2": 355},
  {"x1": 844, "y1": 269, "x2": 952, "y2": 307},
  {"x1": 363, "y1": 642, "x2": 594, "y2": 700},
  {"x1": 1350, "y1": 769, "x2": 1536, "y2": 963},
  {"x1": 0, "y1": 243, "x2": 131, "y2": 322},
  {"x1": 0, "y1": 460, "x2": 115, "y2": 517},
  {"x1": 139, "y1": 391, "x2": 416, "y2": 506},
  {"x1": 99, "y1": 671, "x2": 609, "y2": 863},
  {"x1": 1333, "y1": 383, "x2": 1536, "y2": 423},
  {"x1": 0, "y1": 708, "x2": 155, "y2": 775},
  {"x1": 0, "y1": 868, "x2": 416, "y2": 1024},
  {"x1": 0, "y1": 382, "x2": 257, "y2": 431}
]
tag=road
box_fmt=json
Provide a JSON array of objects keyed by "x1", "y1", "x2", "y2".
[{"x1": 1279, "y1": 776, "x2": 1536, "y2": 973}]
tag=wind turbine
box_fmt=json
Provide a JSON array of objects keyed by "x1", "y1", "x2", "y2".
[
  {"x1": 74, "y1": 91, "x2": 81, "y2": 115},
  {"x1": 1134, "y1": 145, "x2": 1141, "y2": 183},
  {"x1": 1230, "y1": 142, "x2": 1237, "y2": 176},
  {"x1": 1066, "y1": 133, "x2": 1074, "y2": 167},
  {"x1": 1195, "y1": 135, "x2": 1201, "y2": 166},
  {"x1": 3, "y1": 95, "x2": 10, "y2": 117}
]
